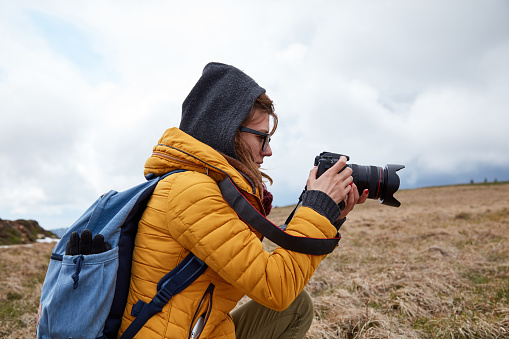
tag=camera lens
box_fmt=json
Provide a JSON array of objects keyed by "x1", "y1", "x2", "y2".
[
  {"x1": 314, "y1": 152, "x2": 404, "y2": 207},
  {"x1": 349, "y1": 164, "x2": 380, "y2": 199},
  {"x1": 349, "y1": 163, "x2": 405, "y2": 207}
]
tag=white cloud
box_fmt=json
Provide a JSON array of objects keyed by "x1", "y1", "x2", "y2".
[{"x1": 1, "y1": 0, "x2": 508, "y2": 228}]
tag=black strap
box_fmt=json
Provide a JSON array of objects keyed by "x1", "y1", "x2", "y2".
[
  {"x1": 285, "y1": 186, "x2": 345, "y2": 226},
  {"x1": 119, "y1": 253, "x2": 207, "y2": 339},
  {"x1": 284, "y1": 187, "x2": 306, "y2": 226},
  {"x1": 218, "y1": 177, "x2": 339, "y2": 255}
]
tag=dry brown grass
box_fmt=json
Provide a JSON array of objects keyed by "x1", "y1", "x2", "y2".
[
  {"x1": 269, "y1": 182, "x2": 509, "y2": 338},
  {"x1": 0, "y1": 242, "x2": 54, "y2": 338},
  {"x1": 1, "y1": 183, "x2": 508, "y2": 338}
]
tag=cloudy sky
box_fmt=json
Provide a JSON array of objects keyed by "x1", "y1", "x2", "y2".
[{"x1": 1, "y1": 1, "x2": 508, "y2": 230}]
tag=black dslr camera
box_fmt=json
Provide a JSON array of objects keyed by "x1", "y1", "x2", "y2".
[{"x1": 315, "y1": 152, "x2": 405, "y2": 207}]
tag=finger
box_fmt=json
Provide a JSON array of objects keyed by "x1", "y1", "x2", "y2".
[
  {"x1": 345, "y1": 184, "x2": 357, "y2": 210},
  {"x1": 308, "y1": 166, "x2": 318, "y2": 182},
  {"x1": 79, "y1": 229, "x2": 92, "y2": 255},
  {"x1": 358, "y1": 189, "x2": 369, "y2": 204},
  {"x1": 329, "y1": 182, "x2": 352, "y2": 205},
  {"x1": 343, "y1": 175, "x2": 354, "y2": 189},
  {"x1": 327, "y1": 156, "x2": 348, "y2": 176},
  {"x1": 344, "y1": 183, "x2": 353, "y2": 197},
  {"x1": 91, "y1": 234, "x2": 105, "y2": 254},
  {"x1": 336, "y1": 166, "x2": 353, "y2": 182},
  {"x1": 68, "y1": 231, "x2": 80, "y2": 255},
  {"x1": 350, "y1": 183, "x2": 360, "y2": 202}
]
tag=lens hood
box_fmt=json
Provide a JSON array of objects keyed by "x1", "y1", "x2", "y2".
[{"x1": 380, "y1": 164, "x2": 405, "y2": 207}]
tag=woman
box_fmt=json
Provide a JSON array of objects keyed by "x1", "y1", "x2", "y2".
[{"x1": 118, "y1": 62, "x2": 368, "y2": 338}]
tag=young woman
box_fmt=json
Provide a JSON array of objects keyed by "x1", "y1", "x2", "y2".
[{"x1": 118, "y1": 62, "x2": 367, "y2": 338}]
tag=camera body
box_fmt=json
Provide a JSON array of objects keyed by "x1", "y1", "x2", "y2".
[
  {"x1": 315, "y1": 153, "x2": 350, "y2": 176},
  {"x1": 314, "y1": 152, "x2": 405, "y2": 207}
]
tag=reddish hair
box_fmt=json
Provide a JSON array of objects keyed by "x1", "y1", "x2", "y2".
[{"x1": 234, "y1": 93, "x2": 278, "y2": 185}]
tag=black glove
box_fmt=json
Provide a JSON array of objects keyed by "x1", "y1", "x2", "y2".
[
  {"x1": 65, "y1": 231, "x2": 80, "y2": 255},
  {"x1": 65, "y1": 230, "x2": 111, "y2": 255},
  {"x1": 79, "y1": 229, "x2": 92, "y2": 254},
  {"x1": 91, "y1": 232, "x2": 111, "y2": 254}
]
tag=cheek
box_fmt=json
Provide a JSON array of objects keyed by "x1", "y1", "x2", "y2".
[
  {"x1": 250, "y1": 140, "x2": 262, "y2": 154},
  {"x1": 241, "y1": 136, "x2": 260, "y2": 155},
  {"x1": 246, "y1": 137, "x2": 259, "y2": 150}
]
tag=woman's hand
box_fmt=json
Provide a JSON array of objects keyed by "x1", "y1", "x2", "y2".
[
  {"x1": 307, "y1": 156, "x2": 353, "y2": 204},
  {"x1": 338, "y1": 182, "x2": 369, "y2": 219}
]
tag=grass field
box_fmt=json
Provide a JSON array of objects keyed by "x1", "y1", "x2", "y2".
[{"x1": 1, "y1": 182, "x2": 508, "y2": 338}]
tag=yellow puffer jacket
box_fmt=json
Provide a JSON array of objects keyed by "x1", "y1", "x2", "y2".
[{"x1": 118, "y1": 127, "x2": 338, "y2": 338}]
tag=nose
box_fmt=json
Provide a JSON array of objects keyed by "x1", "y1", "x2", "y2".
[{"x1": 263, "y1": 144, "x2": 273, "y2": 157}]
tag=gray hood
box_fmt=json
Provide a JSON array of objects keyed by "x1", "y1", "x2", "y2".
[{"x1": 179, "y1": 62, "x2": 265, "y2": 159}]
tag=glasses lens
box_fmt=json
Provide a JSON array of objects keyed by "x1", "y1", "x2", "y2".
[
  {"x1": 262, "y1": 135, "x2": 271, "y2": 151},
  {"x1": 240, "y1": 127, "x2": 271, "y2": 152}
]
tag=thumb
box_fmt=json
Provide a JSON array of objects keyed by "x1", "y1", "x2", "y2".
[{"x1": 308, "y1": 166, "x2": 318, "y2": 184}]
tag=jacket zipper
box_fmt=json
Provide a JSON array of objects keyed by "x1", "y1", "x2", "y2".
[
  {"x1": 152, "y1": 152, "x2": 206, "y2": 170},
  {"x1": 188, "y1": 283, "x2": 215, "y2": 339}
]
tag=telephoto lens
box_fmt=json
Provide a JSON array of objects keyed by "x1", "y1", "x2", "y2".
[{"x1": 315, "y1": 152, "x2": 405, "y2": 207}]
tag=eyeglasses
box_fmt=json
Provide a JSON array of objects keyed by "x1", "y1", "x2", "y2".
[{"x1": 239, "y1": 126, "x2": 272, "y2": 152}]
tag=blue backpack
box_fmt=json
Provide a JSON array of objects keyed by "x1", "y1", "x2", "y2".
[{"x1": 37, "y1": 170, "x2": 207, "y2": 339}]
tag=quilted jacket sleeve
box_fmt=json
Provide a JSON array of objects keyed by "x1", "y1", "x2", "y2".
[{"x1": 165, "y1": 171, "x2": 338, "y2": 311}]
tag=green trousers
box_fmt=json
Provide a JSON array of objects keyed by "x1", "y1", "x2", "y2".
[{"x1": 231, "y1": 290, "x2": 314, "y2": 339}]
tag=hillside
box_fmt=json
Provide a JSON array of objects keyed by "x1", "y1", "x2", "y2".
[
  {"x1": 267, "y1": 182, "x2": 509, "y2": 338},
  {"x1": 0, "y1": 219, "x2": 57, "y2": 246},
  {"x1": 0, "y1": 182, "x2": 508, "y2": 338}
]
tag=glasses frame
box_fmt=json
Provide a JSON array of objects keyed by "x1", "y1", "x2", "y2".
[{"x1": 239, "y1": 126, "x2": 272, "y2": 152}]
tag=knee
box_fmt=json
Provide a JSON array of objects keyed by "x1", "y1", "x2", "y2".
[{"x1": 293, "y1": 290, "x2": 314, "y2": 324}]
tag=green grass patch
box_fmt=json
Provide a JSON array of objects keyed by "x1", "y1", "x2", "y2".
[
  {"x1": 6, "y1": 292, "x2": 22, "y2": 301},
  {"x1": 0, "y1": 300, "x2": 24, "y2": 321},
  {"x1": 465, "y1": 270, "x2": 492, "y2": 285},
  {"x1": 494, "y1": 279, "x2": 509, "y2": 303},
  {"x1": 455, "y1": 212, "x2": 471, "y2": 220}
]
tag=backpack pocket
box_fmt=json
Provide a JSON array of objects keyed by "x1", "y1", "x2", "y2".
[{"x1": 37, "y1": 246, "x2": 119, "y2": 339}]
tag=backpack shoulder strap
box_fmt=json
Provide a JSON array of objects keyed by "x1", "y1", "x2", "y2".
[
  {"x1": 102, "y1": 169, "x2": 188, "y2": 338},
  {"x1": 119, "y1": 253, "x2": 207, "y2": 339}
]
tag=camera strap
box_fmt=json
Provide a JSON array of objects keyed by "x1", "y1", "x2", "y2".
[
  {"x1": 283, "y1": 186, "x2": 345, "y2": 227},
  {"x1": 218, "y1": 177, "x2": 340, "y2": 256}
]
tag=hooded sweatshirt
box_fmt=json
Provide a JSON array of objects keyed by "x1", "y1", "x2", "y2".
[
  {"x1": 117, "y1": 62, "x2": 341, "y2": 339},
  {"x1": 179, "y1": 62, "x2": 265, "y2": 160}
]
